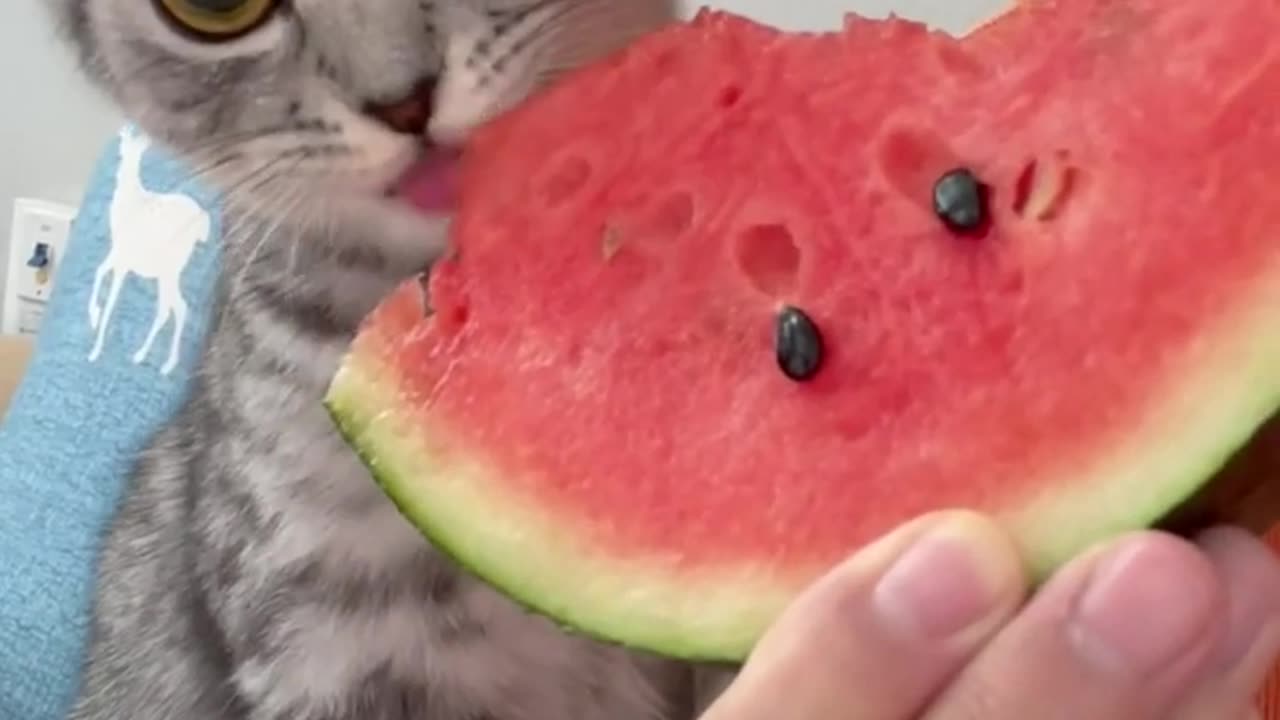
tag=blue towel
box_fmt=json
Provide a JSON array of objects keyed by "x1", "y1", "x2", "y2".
[{"x1": 0, "y1": 126, "x2": 223, "y2": 719}]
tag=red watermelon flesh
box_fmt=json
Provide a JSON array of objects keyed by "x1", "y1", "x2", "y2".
[{"x1": 327, "y1": 2, "x2": 1280, "y2": 662}]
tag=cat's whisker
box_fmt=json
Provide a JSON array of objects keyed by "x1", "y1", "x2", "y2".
[
  {"x1": 61, "y1": 0, "x2": 704, "y2": 716},
  {"x1": 222, "y1": 172, "x2": 313, "y2": 295}
]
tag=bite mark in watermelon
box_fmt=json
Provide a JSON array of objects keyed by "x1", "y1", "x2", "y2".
[{"x1": 327, "y1": 1, "x2": 1280, "y2": 662}]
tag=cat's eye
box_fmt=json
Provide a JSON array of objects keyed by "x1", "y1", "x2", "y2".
[{"x1": 156, "y1": 0, "x2": 279, "y2": 40}]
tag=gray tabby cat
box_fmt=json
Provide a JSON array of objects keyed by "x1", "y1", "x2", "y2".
[{"x1": 52, "y1": 0, "x2": 735, "y2": 717}]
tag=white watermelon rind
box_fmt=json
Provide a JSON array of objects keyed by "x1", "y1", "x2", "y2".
[{"x1": 324, "y1": 266, "x2": 1280, "y2": 663}]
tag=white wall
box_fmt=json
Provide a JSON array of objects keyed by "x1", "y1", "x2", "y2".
[
  {"x1": 688, "y1": 0, "x2": 1009, "y2": 33},
  {"x1": 0, "y1": 1, "x2": 121, "y2": 294},
  {"x1": 0, "y1": 0, "x2": 1007, "y2": 303}
]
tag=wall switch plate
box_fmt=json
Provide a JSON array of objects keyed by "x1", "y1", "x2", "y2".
[
  {"x1": 4, "y1": 198, "x2": 78, "y2": 335},
  {"x1": 16, "y1": 299, "x2": 46, "y2": 336}
]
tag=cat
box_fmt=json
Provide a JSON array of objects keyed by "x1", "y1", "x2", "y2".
[{"x1": 52, "y1": 0, "x2": 735, "y2": 718}]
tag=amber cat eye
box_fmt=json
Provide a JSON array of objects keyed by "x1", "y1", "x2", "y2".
[{"x1": 156, "y1": 0, "x2": 278, "y2": 40}]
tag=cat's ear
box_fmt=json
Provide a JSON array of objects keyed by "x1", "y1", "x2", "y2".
[
  {"x1": 48, "y1": 0, "x2": 108, "y2": 82},
  {"x1": 48, "y1": 0, "x2": 85, "y2": 38}
]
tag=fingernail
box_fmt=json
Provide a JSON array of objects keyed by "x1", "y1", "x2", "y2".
[
  {"x1": 873, "y1": 513, "x2": 1020, "y2": 643},
  {"x1": 1071, "y1": 536, "x2": 1217, "y2": 678}
]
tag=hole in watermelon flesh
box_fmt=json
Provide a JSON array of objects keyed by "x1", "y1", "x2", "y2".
[
  {"x1": 1012, "y1": 152, "x2": 1079, "y2": 221},
  {"x1": 649, "y1": 192, "x2": 695, "y2": 239},
  {"x1": 735, "y1": 223, "x2": 801, "y2": 298},
  {"x1": 877, "y1": 126, "x2": 973, "y2": 224},
  {"x1": 429, "y1": 302, "x2": 470, "y2": 338},
  {"x1": 653, "y1": 48, "x2": 680, "y2": 73},
  {"x1": 423, "y1": 299, "x2": 469, "y2": 337},
  {"x1": 540, "y1": 155, "x2": 592, "y2": 207},
  {"x1": 933, "y1": 42, "x2": 985, "y2": 79},
  {"x1": 600, "y1": 192, "x2": 695, "y2": 259},
  {"x1": 601, "y1": 224, "x2": 624, "y2": 260},
  {"x1": 717, "y1": 86, "x2": 743, "y2": 108}
]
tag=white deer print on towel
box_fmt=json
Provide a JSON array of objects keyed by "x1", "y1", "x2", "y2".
[{"x1": 88, "y1": 126, "x2": 211, "y2": 375}]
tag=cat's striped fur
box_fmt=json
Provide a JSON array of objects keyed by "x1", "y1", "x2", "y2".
[{"x1": 52, "y1": 1, "x2": 734, "y2": 717}]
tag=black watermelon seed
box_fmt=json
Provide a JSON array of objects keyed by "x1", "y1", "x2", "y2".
[
  {"x1": 933, "y1": 167, "x2": 988, "y2": 233},
  {"x1": 775, "y1": 306, "x2": 823, "y2": 382}
]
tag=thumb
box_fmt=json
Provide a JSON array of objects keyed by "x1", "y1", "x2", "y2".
[{"x1": 699, "y1": 511, "x2": 1027, "y2": 720}]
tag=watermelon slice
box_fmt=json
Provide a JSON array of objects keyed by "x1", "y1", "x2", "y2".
[{"x1": 326, "y1": 2, "x2": 1280, "y2": 662}]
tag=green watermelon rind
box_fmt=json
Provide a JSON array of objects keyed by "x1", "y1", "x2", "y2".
[
  {"x1": 324, "y1": 271, "x2": 1280, "y2": 663},
  {"x1": 324, "y1": 349, "x2": 796, "y2": 662}
]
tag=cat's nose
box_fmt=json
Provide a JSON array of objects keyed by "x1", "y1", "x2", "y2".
[{"x1": 363, "y1": 76, "x2": 439, "y2": 137}]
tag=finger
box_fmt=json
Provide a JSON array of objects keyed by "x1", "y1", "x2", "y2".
[
  {"x1": 699, "y1": 511, "x2": 1026, "y2": 720},
  {"x1": 1173, "y1": 527, "x2": 1280, "y2": 720},
  {"x1": 924, "y1": 531, "x2": 1227, "y2": 720}
]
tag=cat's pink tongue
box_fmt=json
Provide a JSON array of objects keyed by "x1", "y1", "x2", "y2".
[{"x1": 394, "y1": 146, "x2": 461, "y2": 213}]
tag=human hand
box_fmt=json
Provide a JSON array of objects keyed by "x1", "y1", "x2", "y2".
[{"x1": 698, "y1": 511, "x2": 1280, "y2": 720}]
